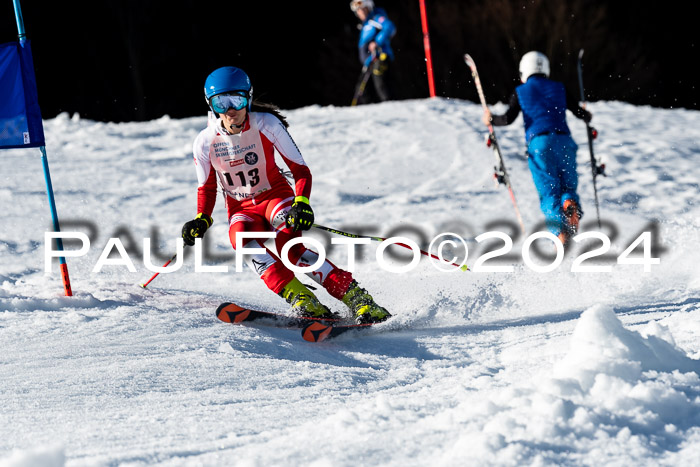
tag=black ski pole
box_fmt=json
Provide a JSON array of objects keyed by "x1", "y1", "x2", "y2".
[
  {"x1": 351, "y1": 53, "x2": 378, "y2": 106},
  {"x1": 577, "y1": 49, "x2": 602, "y2": 228},
  {"x1": 312, "y1": 224, "x2": 469, "y2": 271}
]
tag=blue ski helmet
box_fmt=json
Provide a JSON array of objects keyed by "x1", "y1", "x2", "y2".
[{"x1": 204, "y1": 66, "x2": 253, "y2": 111}]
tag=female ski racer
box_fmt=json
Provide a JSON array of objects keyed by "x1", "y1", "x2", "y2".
[
  {"x1": 182, "y1": 66, "x2": 390, "y2": 324},
  {"x1": 483, "y1": 51, "x2": 593, "y2": 245}
]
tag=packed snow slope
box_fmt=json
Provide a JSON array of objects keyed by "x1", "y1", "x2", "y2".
[{"x1": 1, "y1": 98, "x2": 700, "y2": 466}]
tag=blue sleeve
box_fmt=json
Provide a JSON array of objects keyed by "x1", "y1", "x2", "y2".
[
  {"x1": 358, "y1": 12, "x2": 395, "y2": 49},
  {"x1": 358, "y1": 23, "x2": 378, "y2": 67},
  {"x1": 373, "y1": 15, "x2": 395, "y2": 51},
  {"x1": 358, "y1": 24, "x2": 377, "y2": 49}
]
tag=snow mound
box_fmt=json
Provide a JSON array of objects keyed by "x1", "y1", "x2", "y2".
[
  {"x1": 0, "y1": 446, "x2": 65, "y2": 467},
  {"x1": 556, "y1": 305, "x2": 700, "y2": 383},
  {"x1": 443, "y1": 306, "x2": 700, "y2": 465}
]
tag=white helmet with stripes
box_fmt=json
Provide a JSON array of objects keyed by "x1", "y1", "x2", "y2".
[{"x1": 519, "y1": 51, "x2": 550, "y2": 82}]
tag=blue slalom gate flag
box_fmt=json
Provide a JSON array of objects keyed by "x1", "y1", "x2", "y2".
[
  {"x1": 0, "y1": 40, "x2": 45, "y2": 149},
  {"x1": 4, "y1": 0, "x2": 73, "y2": 296}
]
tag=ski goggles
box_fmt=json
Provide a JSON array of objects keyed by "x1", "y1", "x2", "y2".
[
  {"x1": 350, "y1": 0, "x2": 369, "y2": 12},
  {"x1": 209, "y1": 92, "x2": 249, "y2": 113}
]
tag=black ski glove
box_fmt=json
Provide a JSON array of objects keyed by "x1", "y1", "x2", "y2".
[
  {"x1": 182, "y1": 213, "x2": 213, "y2": 246},
  {"x1": 286, "y1": 196, "x2": 314, "y2": 232}
]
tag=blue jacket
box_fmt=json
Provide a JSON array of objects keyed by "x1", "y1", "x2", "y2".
[
  {"x1": 515, "y1": 75, "x2": 571, "y2": 144},
  {"x1": 358, "y1": 8, "x2": 396, "y2": 67}
]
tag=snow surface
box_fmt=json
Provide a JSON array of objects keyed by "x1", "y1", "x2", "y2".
[{"x1": 1, "y1": 98, "x2": 700, "y2": 466}]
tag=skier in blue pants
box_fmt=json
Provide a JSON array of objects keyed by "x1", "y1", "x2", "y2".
[{"x1": 483, "y1": 51, "x2": 592, "y2": 245}]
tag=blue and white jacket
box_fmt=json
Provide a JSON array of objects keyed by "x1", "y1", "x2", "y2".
[{"x1": 357, "y1": 8, "x2": 396, "y2": 67}]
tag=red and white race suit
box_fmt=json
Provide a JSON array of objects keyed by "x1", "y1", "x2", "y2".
[{"x1": 192, "y1": 111, "x2": 353, "y2": 298}]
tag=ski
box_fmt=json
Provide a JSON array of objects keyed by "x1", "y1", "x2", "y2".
[
  {"x1": 577, "y1": 49, "x2": 603, "y2": 228},
  {"x1": 464, "y1": 53, "x2": 526, "y2": 235},
  {"x1": 301, "y1": 321, "x2": 377, "y2": 343},
  {"x1": 216, "y1": 302, "x2": 344, "y2": 329},
  {"x1": 217, "y1": 302, "x2": 389, "y2": 343}
]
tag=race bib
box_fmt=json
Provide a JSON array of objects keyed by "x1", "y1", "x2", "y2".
[{"x1": 209, "y1": 117, "x2": 271, "y2": 201}]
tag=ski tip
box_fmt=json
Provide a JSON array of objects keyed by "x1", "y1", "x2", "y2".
[
  {"x1": 216, "y1": 302, "x2": 252, "y2": 324},
  {"x1": 302, "y1": 322, "x2": 333, "y2": 343}
]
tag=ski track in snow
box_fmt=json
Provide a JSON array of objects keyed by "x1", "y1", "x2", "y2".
[{"x1": 1, "y1": 99, "x2": 700, "y2": 466}]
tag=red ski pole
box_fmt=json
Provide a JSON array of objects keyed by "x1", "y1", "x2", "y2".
[{"x1": 140, "y1": 252, "x2": 178, "y2": 289}]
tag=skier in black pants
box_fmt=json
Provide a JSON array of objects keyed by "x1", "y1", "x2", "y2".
[{"x1": 350, "y1": 0, "x2": 396, "y2": 104}]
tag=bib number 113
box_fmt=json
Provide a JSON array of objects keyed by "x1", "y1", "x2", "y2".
[{"x1": 224, "y1": 168, "x2": 260, "y2": 188}]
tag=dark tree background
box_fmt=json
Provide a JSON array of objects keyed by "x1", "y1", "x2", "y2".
[{"x1": 1, "y1": 0, "x2": 696, "y2": 122}]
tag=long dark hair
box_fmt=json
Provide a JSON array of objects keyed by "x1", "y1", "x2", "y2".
[{"x1": 250, "y1": 101, "x2": 289, "y2": 128}]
